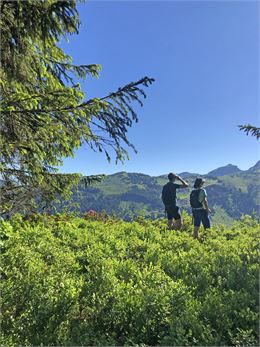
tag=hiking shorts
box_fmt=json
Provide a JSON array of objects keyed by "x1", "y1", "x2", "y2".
[
  {"x1": 192, "y1": 209, "x2": 210, "y2": 229},
  {"x1": 165, "y1": 205, "x2": 181, "y2": 220}
]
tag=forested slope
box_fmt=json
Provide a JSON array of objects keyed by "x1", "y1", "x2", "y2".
[{"x1": 67, "y1": 164, "x2": 260, "y2": 224}]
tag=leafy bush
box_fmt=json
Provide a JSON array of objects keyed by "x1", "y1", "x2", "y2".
[{"x1": 0, "y1": 213, "x2": 259, "y2": 346}]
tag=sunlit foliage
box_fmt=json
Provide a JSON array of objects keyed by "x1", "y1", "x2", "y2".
[
  {"x1": 1, "y1": 213, "x2": 259, "y2": 346},
  {"x1": 0, "y1": 0, "x2": 154, "y2": 214}
]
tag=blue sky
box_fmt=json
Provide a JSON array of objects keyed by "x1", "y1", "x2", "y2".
[{"x1": 59, "y1": 0, "x2": 259, "y2": 176}]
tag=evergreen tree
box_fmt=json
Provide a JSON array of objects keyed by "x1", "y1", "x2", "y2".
[{"x1": 0, "y1": 0, "x2": 154, "y2": 214}]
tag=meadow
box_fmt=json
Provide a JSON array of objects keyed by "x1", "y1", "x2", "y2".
[{"x1": 1, "y1": 212, "x2": 259, "y2": 346}]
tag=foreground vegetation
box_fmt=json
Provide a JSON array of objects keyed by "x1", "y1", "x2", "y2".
[{"x1": 1, "y1": 213, "x2": 259, "y2": 346}]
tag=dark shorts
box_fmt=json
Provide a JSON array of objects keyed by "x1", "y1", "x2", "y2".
[
  {"x1": 192, "y1": 209, "x2": 210, "y2": 229},
  {"x1": 165, "y1": 205, "x2": 181, "y2": 220}
]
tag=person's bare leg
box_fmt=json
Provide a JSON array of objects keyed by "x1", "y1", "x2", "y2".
[
  {"x1": 173, "y1": 218, "x2": 182, "y2": 230},
  {"x1": 193, "y1": 226, "x2": 200, "y2": 239},
  {"x1": 168, "y1": 218, "x2": 174, "y2": 229}
]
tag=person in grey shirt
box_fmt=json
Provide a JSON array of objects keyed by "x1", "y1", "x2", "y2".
[{"x1": 190, "y1": 177, "x2": 211, "y2": 239}]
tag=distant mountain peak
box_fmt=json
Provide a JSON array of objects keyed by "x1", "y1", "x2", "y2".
[
  {"x1": 207, "y1": 164, "x2": 241, "y2": 177},
  {"x1": 247, "y1": 160, "x2": 260, "y2": 172}
]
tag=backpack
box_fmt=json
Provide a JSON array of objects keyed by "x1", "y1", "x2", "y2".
[
  {"x1": 190, "y1": 189, "x2": 203, "y2": 208},
  {"x1": 162, "y1": 183, "x2": 176, "y2": 206}
]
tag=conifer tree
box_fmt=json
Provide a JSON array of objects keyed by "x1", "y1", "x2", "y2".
[{"x1": 0, "y1": 0, "x2": 154, "y2": 214}]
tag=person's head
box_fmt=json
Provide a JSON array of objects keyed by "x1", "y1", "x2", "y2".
[
  {"x1": 168, "y1": 172, "x2": 176, "y2": 182},
  {"x1": 194, "y1": 177, "x2": 205, "y2": 188}
]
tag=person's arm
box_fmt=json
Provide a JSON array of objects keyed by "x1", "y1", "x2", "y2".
[
  {"x1": 202, "y1": 195, "x2": 211, "y2": 213},
  {"x1": 175, "y1": 175, "x2": 189, "y2": 188},
  {"x1": 199, "y1": 189, "x2": 211, "y2": 212},
  {"x1": 203, "y1": 197, "x2": 211, "y2": 213}
]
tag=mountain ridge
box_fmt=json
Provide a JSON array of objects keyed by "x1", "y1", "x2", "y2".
[
  {"x1": 247, "y1": 160, "x2": 260, "y2": 172},
  {"x1": 206, "y1": 164, "x2": 241, "y2": 177},
  {"x1": 68, "y1": 161, "x2": 259, "y2": 225},
  {"x1": 105, "y1": 161, "x2": 258, "y2": 179}
]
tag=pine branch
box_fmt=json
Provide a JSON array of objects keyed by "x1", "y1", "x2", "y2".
[
  {"x1": 238, "y1": 124, "x2": 260, "y2": 140},
  {"x1": 1, "y1": 77, "x2": 154, "y2": 114}
]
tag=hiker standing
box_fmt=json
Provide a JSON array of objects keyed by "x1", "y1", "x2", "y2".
[
  {"x1": 162, "y1": 173, "x2": 189, "y2": 230},
  {"x1": 190, "y1": 177, "x2": 211, "y2": 239}
]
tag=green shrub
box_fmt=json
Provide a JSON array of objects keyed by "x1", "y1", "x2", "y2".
[{"x1": 0, "y1": 214, "x2": 259, "y2": 346}]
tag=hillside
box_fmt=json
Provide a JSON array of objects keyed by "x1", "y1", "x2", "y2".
[
  {"x1": 1, "y1": 214, "x2": 259, "y2": 346},
  {"x1": 247, "y1": 160, "x2": 260, "y2": 173},
  {"x1": 207, "y1": 164, "x2": 241, "y2": 177},
  {"x1": 67, "y1": 162, "x2": 259, "y2": 225}
]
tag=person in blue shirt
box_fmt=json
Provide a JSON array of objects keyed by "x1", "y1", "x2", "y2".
[{"x1": 190, "y1": 177, "x2": 211, "y2": 239}]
